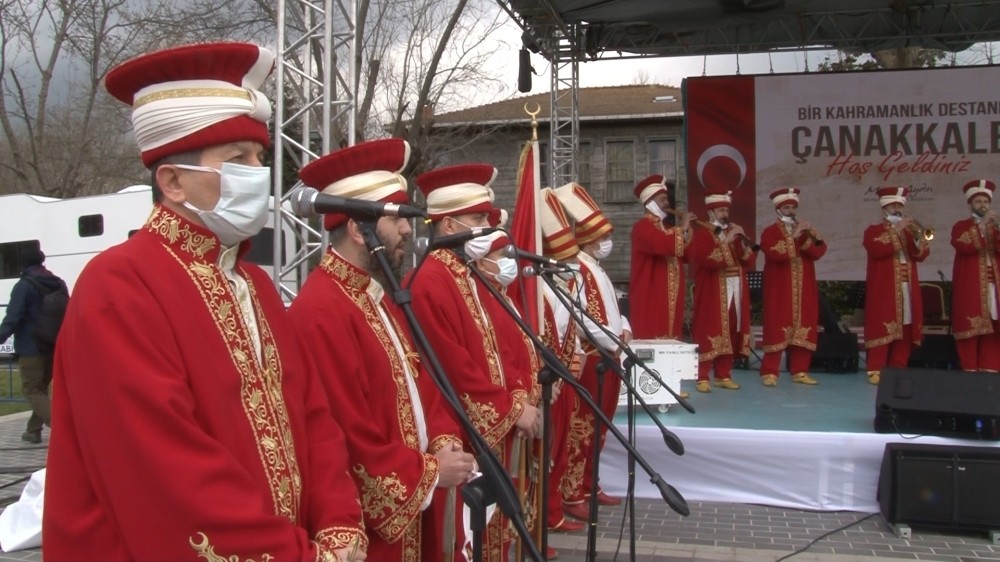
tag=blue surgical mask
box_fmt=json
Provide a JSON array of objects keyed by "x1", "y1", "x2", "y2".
[
  {"x1": 485, "y1": 257, "x2": 518, "y2": 287},
  {"x1": 176, "y1": 162, "x2": 271, "y2": 246}
]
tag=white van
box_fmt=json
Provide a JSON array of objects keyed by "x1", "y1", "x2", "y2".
[{"x1": 0, "y1": 186, "x2": 298, "y2": 352}]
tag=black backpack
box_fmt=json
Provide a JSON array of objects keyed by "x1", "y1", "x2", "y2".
[{"x1": 24, "y1": 275, "x2": 69, "y2": 354}]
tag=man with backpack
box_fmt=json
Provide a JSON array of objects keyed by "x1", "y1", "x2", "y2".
[{"x1": 0, "y1": 247, "x2": 67, "y2": 444}]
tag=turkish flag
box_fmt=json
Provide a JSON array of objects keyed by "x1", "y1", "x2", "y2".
[
  {"x1": 509, "y1": 138, "x2": 543, "y2": 335},
  {"x1": 684, "y1": 75, "x2": 757, "y2": 241}
]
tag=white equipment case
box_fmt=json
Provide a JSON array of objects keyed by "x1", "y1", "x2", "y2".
[{"x1": 617, "y1": 339, "x2": 697, "y2": 412}]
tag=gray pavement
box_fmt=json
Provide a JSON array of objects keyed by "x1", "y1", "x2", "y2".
[{"x1": 2, "y1": 409, "x2": 999, "y2": 562}]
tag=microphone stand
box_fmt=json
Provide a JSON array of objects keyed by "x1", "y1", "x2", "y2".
[
  {"x1": 624, "y1": 356, "x2": 637, "y2": 562},
  {"x1": 467, "y1": 266, "x2": 691, "y2": 561},
  {"x1": 355, "y1": 219, "x2": 543, "y2": 562},
  {"x1": 535, "y1": 268, "x2": 692, "y2": 560}
]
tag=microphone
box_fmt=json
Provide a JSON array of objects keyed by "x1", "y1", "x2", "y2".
[
  {"x1": 288, "y1": 186, "x2": 428, "y2": 220},
  {"x1": 503, "y1": 245, "x2": 568, "y2": 268},
  {"x1": 521, "y1": 264, "x2": 572, "y2": 277},
  {"x1": 429, "y1": 227, "x2": 498, "y2": 250}
]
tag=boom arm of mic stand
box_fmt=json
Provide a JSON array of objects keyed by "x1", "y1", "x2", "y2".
[
  {"x1": 546, "y1": 272, "x2": 695, "y2": 415},
  {"x1": 537, "y1": 273, "x2": 688, "y2": 456},
  {"x1": 467, "y1": 267, "x2": 689, "y2": 516},
  {"x1": 355, "y1": 221, "x2": 543, "y2": 562}
]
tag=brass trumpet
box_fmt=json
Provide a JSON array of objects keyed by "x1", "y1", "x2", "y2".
[{"x1": 908, "y1": 218, "x2": 934, "y2": 241}]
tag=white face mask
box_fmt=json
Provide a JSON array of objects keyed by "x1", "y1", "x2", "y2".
[
  {"x1": 593, "y1": 239, "x2": 613, "y2": 260},
  {"x1": 645, "y1": 200, "x2": 666, "y2": 220},
  {"x1": 885, "y1": 213, "x2": 903, "y2": 224},
  {"x1": 485, "y1": 257, "x2": 518, "y2": 287},
  {"x1": 463, "y1": 235, "x2": 493, "y2": 261},
  {"x1": 778, "y1": 212, "x2": 796, "y2": 224},
  {"x1": 176, "y1": 163, "x2": 271, "y2": 246}
]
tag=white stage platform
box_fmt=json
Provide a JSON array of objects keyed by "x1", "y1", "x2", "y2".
[{"x1": 599, "y1": 424, "x2": 1000, "y2": 513}]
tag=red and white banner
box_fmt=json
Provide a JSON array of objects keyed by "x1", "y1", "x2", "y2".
[{"x1": 685, "y1": 66, "x2": 1000, "y2": 280}]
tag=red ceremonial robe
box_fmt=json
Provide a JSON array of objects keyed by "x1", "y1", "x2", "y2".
[
  {"x1": 760, "y1": 220, "x2": 826, "y2": 352},
  {"x1": 44, "y1": 205, "x2": 365, "y2": 562},
  {"x1": 408, "y1": 249, "x2": 528, "y2": 562},
  {"x1": 539, "y1": 287, "x2": 579, "y2": 528},
  {"x1": 476, "y1": 278, "x2": 542, "y2": 539},
  {"x1": 629, "y1": 214, "x2": 688, "y2": 339},
  {"x1": 950, "y1": 217, "x2": 1000, "y2": 339},
  {"x1": 289, "y1": 249, "x2": 464, "y2": 562},
  {"x1": 689, "y1": 224, "x2": 755, "y2": 363},
  {"x1": 564, "y1": 254, "x2": 627, "y2": 503},
  {"x1": 863, "y1": 222, "x2": 929, "y2": 348}
]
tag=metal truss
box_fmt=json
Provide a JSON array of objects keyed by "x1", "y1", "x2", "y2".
[
  {"x1": 501, "y1": 0, "x2": 1000, "y2": 61},
  {"x1": 546, "y1": 28, "x2": 580, "y2": 189},
  {"x1": 273, "y1": 0, "x2": 356, "y2": 299}
]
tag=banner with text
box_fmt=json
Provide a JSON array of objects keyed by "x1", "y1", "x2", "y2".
[{"x1": 685, "y1": 66, "x2": 1000, "y2": 280}]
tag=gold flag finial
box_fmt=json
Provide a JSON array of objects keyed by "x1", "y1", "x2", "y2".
[{"x1": 524, "y1": 102, "x2": 540, "y2": 141}]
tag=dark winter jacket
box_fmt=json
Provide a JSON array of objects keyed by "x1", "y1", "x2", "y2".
[{"x1": 0, "y1": 265, "x2": 65, "y2": 356}]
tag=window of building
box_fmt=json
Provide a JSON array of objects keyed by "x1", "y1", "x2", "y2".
[
  {"x1": 648, "y1": 139, "x2": 678, "y2": 181},
  {"x1": 79, "y1": 214, "x2": 104, "y2": 237},
  {"x1": 604, "y1": 140, "x2": 635, "y2": 203},
  {"x1": 0, "y1": 240, "x2": 41, "y2": 279}
]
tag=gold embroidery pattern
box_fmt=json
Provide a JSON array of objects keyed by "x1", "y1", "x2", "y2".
[
  {"x1": 190, "y1": 532, "x2": 273, "y2": 562},
  {"x1": 461, "y1": 393, "x2": 501, "y2": 443},
  {"x1": 353, "y1": 464, "x2": 407, "y2": 525},
  {"x1": 320, "y1": 252, "x2": 420, "y2": 450},
  {"x1": 315, "y1": 527, "x2": 368, "y2": 561},
  {"x1": 434, "y1": 251, "x2": 506, "y2": 387},
  {"x1": 400, "y1": 517, "x2": 421, "y2": 562},
  {"x1": 149, "y1": 206, "x2": 302, "y2": 523},
  {"x1": 770, "y1": 240, "x2": 789, "y2": 255},
  {"x1": 560, "y1": 394, "x2": 593, "y2": 498},
  {"x1": 578, "y1": 263, "x2": 609, "y2": 355},
  {"x1": 428, "y1": 435, "x2": 461, "y2": 455},
  {"x1": 707, "y1": 247, "x2": 724, "y2": 262},
  {"x1": 356, "y1": 456, "x2": 438, "y2": 543},
  {"x1": 874, "y1": 231, "x2": 893, "y2": 245}
]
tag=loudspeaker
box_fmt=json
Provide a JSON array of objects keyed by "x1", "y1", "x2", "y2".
[
  {"x1": 908, "y1": 334, "x2": 959, "y2": 369},
  {"x1": 518, "y1": 48, "x2": 532, "y2": 93},
  {"x1": 874, "y1": 368, "x2": 1000, "y2": 439},
  {"x1": 878, "y1": 443, "x2": 1000, "y2": 530},
  {"x1": 807, "y1": 332, "x2": 859, "y2": 373}
]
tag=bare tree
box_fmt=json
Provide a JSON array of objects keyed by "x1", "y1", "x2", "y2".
[{"x1": 357, "y1": 0, "x2": 511, "y2": 174}]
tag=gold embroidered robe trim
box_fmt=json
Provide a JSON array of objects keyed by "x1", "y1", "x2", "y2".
[
  {"x1": 318, "y1": 251, "x2": 439, "y2": 543},
  {"x1": 146, "y1": 206, "x2": 302, "y2": 523},
  {"x1": 432, "y1": 250, "x2": 523, "y2": 448},
  {"x1": 953, "y1": 222, "x2": 999, "y2": 340},
  {"x1": 699, "y1": 238, "x2": 741, "y2": 362},
  {"x1": 865, "y1": 224, "x2": 913, "y2": 348},
  {"x1": 319, "y1": 252, "x2": 422, "y2": 450},
  {"x1": 189, "y1": 532, "x2": 273, "y2": 562},
  {"x1": 762, "y1": 223, "x2": 816, "y2": 353},
  {"x1": 651, "y1": 216, "x2": 685, "y2": 339},
  {"x1": 352, "y1": 457, "x2": 439, "y2": 542},
  {"x1": 314, "y1": 527, "x2": 369, "y2": 561}
]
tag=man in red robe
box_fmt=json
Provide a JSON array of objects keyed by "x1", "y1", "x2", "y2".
[
  {"x1": 864, "y1": 186, "x2": 930, "y2": 385},
  {"x1": 536, "y1": 188, "x2": 585, "y2": 535},
  {"x1": 408, "y1": 164, "x2": 541, "y2": 562},
  {"x1": 43, "y1": 43, "x2": 366, "y2": 561},
  {"x1": 629, "y1": 175, "x2": 693, "y2": 340},
  {"x1": 950, "y1": 179, "x2": 1000, "y2": 372},
  {"x1": 689, "y1": 191, "x2": 756, "y2": 393},
  {"x1": 288, "y1": 139, "x2": 476, "y2": 562},
  {"x1": 759, "y1": 188, "x2": 827, "y2": 387},
  {"x1": 554, "y1": 182, "x2": 630, "y2": 520}
]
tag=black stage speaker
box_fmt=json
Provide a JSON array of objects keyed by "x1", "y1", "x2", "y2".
[
  {"x1": 807, "y1": 332, "x2": 859, "y2": 373},
  {"x1": 878, "y1": 443, "x2": 1000, "y2": 530},
  {"x1": 908, "y1": 334, "x2": 959, "y2": 369},
  {"x1": 874, "y1": 368, "x2": 1000, "y2": 439}
]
